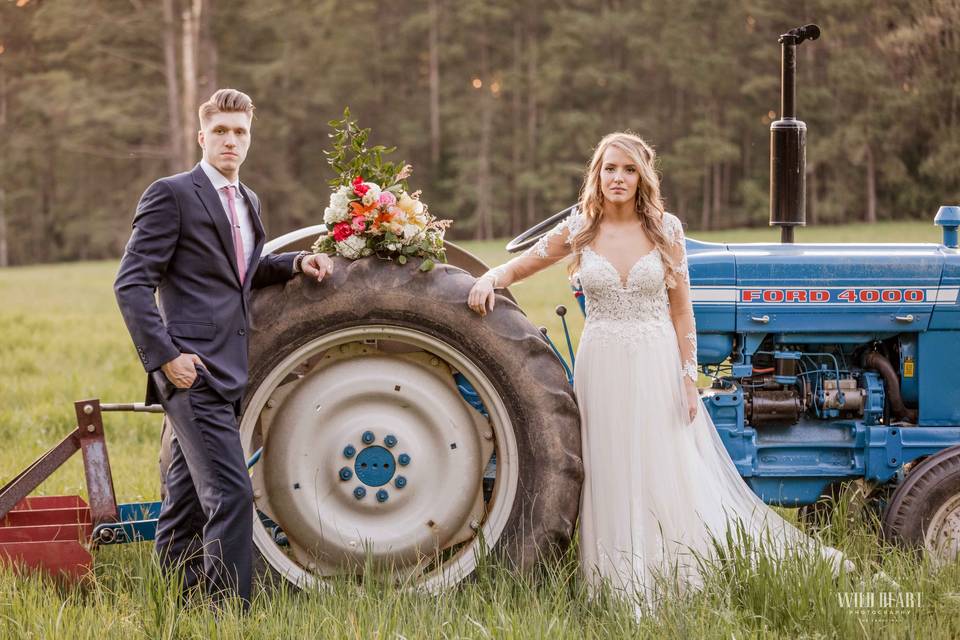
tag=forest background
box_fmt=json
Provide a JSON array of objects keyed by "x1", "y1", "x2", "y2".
[{"x1": 0, "y1": 0, "x2": 958, "y2": 267}]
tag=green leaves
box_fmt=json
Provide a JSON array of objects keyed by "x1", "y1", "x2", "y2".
[{"x1": 326, "y1": 107, "x2": 402, "y2": 190}]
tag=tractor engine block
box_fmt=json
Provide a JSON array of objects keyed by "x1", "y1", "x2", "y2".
[{"x1": 740, "y1": 344, "x2": 889, "y2": 429}]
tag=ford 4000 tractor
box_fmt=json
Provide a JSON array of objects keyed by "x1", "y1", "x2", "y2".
[{"x1": 1, "y1": 24, "x2": 957, "y2": 585}]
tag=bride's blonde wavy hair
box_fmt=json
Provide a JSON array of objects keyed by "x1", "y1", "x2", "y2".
[{"x1": 569, "y1": 132, "x2": 680, "y2": 288}]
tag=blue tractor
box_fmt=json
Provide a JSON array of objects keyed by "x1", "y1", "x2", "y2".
[{"x1": 684, "y1": 205, "x2": 960, "y2": 563}]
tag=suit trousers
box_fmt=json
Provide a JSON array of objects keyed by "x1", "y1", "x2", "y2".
[{"x1": 153, "y1": 368, "x2": 253, "y2": 605}]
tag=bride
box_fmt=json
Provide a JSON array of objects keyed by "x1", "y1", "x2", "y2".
[{"x1": 467, "y1": 132, "x2": 850, "y2": 609}]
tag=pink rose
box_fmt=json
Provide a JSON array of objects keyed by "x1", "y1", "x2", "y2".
[
  {"x1": 378, "y1": 191, "x2": 397, "y2": 207},
  {"x1": 351, "y1": 215, "x2": 366, "y2": 233}
]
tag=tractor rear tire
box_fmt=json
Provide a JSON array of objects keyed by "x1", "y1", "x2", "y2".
[
  {"x1": 161, "y1": 256, "x2": 583, "y2": 591},
  {"x1": 882, "y1": 445, "x2": 960, "y2": 566}
]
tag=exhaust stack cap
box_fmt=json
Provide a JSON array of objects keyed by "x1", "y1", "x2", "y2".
[{"x1": 934, "y1": 205, "x2": 960, "y2": 249}]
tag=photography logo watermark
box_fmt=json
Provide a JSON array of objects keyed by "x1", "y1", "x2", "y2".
[{"x1": 837, "y1": 591, "x2": 922, "y2": 619}]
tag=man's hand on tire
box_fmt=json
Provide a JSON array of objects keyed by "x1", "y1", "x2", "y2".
[
  {"x1": 300, "y1": 253, "x2": 334, "y2": 282},
  {"x1": 162, "y1": 353, "x2": 204, "y2": 388}
]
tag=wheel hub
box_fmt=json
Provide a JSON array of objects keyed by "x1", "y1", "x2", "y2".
[{"x1": 353, "y1": 444, "x2": 396, "y2": 487}]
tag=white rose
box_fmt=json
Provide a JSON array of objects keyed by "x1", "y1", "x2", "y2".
[
  {"x1": 361, "y1": 183, "x2": 382, "y2": 207},
  {"x1": 332, "y1": 186, "x2": 350, "y2": 206},
  {"x1": 402, "y1": 224, "x2": 420, "y2": 240},
  {"x1": 324, "y1": 187, "x2": 352, "y2": 224},
  {"x1": 324, "y1": 206, "x2": 348, "y2": 225},
  {"x1": 337, "y1": 234, "x2": 368, "y2": 259}
]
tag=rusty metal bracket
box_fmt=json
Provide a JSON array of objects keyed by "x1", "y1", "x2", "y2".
[{"x1": 0, "y1": 400, "x2": 120, "y2": 526}]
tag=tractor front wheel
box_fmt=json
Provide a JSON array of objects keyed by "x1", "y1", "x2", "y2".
[{"x1": 882, "y1": 445, "x2": 960, "y2": 566}]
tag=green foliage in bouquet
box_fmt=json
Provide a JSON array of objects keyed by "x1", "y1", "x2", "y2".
[
  {"x1": 324, "y1": 107, "x2": 401, "y2": 192},
  {"x1": 312, "y1": 108, "x2": 449, "y2": 272}
]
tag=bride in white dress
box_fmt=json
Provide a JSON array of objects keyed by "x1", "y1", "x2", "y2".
[{"x1": 468, "y1": 132, "x2": 849, "y2": 610}]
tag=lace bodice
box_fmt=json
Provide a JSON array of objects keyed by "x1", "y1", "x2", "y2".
[
  {"x1": 518, "y1": 209, "x2": 698, "y2": 381},
  {"x1": 577, "y1": 246, "x2": 670, "y2": 326}
]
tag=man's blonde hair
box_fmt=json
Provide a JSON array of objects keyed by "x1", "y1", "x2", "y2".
[{"x1": 198, "y1": 88, "x2": 255, "y2": 127}]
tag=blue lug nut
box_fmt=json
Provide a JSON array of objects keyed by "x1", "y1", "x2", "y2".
[
  {"x1": 384, "y1": 434, "x2": 398, "y2": 448},
  {"x1": 376, "y1": 489, "x2": 389, "y2": 503},
  {"x1": 343, "y1": 445, "x2": 356, "y2": 459},
  {"x1": 353, "y1": 487, "x2": 366, "y2": 500},
  {"x1": 398, "y1": 453, "x2": 411, "y2": 466},
  {"x1": 361, "y1": 431, "x2": 375, "y2": 444},
  {"x1": 395, "y1": 476, "x2": 407, "y2": 489},
  {"x1": 339, "y1": 467, "x2": 353, "y2": 481}
]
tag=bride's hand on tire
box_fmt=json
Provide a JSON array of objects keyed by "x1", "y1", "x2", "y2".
[
  {"x1": 468, "y1": 276, "x2": 496, "y2": 316},
  {"x1": 684, "y1": 378, "x2": 699, "y2": 424}
]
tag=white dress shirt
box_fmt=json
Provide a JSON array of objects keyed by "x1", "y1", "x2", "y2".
[{"x1": 200, "y1": 158, "x2": 255, "y2": 271}]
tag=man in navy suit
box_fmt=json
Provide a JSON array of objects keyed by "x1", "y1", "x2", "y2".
[{"x1": 114, "y1": 89, "x2": 333, "y2": 606}]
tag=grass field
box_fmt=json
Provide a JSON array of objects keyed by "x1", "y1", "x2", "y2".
[{"x1": 1, "y1": 221, "x2": 958, "y2": 638}]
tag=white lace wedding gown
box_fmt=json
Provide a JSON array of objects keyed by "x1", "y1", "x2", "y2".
[{"x1": 524, "y1": 211, "x2": 850, "y2": 610}]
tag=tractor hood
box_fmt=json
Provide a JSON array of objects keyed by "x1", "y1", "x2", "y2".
[{"x1": 688, "y1": 239, "x2": 957, "y2": 338}]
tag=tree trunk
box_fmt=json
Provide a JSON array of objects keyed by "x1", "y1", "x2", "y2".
[
  {"x1": 0, "y1": 62, "x2": 7, "y2": 267},
  {"x1": 524, "y1": 2, "x2": 539, "y2": 228},
  {"x1": 162, "y1": 0, "x2": 185, "y2": 173},
  {"x1": 864, "y1": 143, "x2": 877, "y2": 223},
  {"x1": 712, "y1": 161, "x2": 722, "y2": 229},
  {"x1": 181, "y1": 2, "x2": 200, "y2": 169},
  {"x1": 510, "y1": 15, "x2": 523, "y2": 236},
  {"x1": 700, "y1": 166, "x2": 711, "y2": 231},
  {"x1": 473, "y1": 24, "x2": 493, "y2": 240},
  {"x1": 721, "y1": 161, "x2": 732, "y2": 223},
  {"x1": 196, "y1": 0, "x2": 217, "y2": 101},
  {"x1": 428, "y1": 0, "x2": 441, "y2": 166},
  {"x1": 0, "y1": 188, "x2": 7, "y2": 268},
  {"x1": 808, "y1": 163, "x2": 818, "y2": 226}
]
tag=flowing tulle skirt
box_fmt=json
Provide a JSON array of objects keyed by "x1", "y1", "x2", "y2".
[{"x1": 574, "y1": 319, "x2": 849, "y2": 609}]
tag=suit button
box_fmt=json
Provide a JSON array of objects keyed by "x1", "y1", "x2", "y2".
[{"x1": 238, "y1": 329, "x2": 246, "y2": 336}]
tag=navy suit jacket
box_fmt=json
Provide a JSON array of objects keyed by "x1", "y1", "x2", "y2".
[{"x1": 114, "y1": 164, "x2": 297, "y2": 407}]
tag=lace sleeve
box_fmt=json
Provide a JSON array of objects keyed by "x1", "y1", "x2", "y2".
[
  {"x1": 665, "y1": 212, "x2": 689, "y2": 285},
  {"x1": 523, "y1": 210, "x2": 583, "y2": 260},
  {"x1": 480, "y1": 210, "x2": 581, "y2": 289},
  {"x1": 664, "y1": 213, "x2": 698, "y2": 382}
]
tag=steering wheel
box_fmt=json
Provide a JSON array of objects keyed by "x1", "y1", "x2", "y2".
[{"x1": 505, "y1": 204, "x2": 578, "y2": 254}]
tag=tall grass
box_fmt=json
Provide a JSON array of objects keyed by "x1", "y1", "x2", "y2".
[{"x1": 1, "y1": 222, "x2": 957, "y2": 638}]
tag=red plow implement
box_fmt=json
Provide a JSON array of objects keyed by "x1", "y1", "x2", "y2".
[{"x1": 0, "y1": 400, "x2": 119, "y2": 581}]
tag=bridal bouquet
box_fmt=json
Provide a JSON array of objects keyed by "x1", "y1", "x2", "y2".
[{"x1": 312, "y1": 109, "x2": 450, "y2": 271}]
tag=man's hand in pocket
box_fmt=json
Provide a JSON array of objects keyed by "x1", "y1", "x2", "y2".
[{"x1": 161, "y1": 353, "x2": 204, "y2": 388}]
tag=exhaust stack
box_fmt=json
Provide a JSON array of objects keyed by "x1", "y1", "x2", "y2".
[{"x1": 770, "y1": 24, "x2": 820, "y2": 243}]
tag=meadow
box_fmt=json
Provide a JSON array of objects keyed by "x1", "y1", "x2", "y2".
[{"x1": 1, "y1": 221, "x2": 958, "y2": 638}]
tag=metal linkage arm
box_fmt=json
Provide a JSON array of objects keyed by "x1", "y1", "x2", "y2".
[{"x1": 0, "y1": 400, "x2": 120, "y2": 526}]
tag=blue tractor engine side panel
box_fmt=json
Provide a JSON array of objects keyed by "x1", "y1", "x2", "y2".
[{"x1": 685, "y1": 236, "x2": 960, "y2": 505}]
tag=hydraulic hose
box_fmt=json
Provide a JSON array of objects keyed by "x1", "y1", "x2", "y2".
[{"x1": 863, "y1": 351, "x2": 918, "y2": 423}]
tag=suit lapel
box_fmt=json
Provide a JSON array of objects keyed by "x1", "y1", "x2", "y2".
[
  {"x1": 240, "y1": 182, "x2": 266, "y2": 283},
  {"x1": 191, "y1": 165, "x2": 243, "y2": 286}
]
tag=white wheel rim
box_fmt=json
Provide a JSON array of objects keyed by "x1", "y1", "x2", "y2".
[
  {"x1": 923, "y1": 492, "x2": 960, "y2": 567},
  {"x1": 240, "y1": 325, "x2": 519, "y2": 592}
]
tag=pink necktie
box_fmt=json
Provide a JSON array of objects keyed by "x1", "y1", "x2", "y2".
[{"x1": 222, "y1": 186, "x2": 246, "y2": 283}]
